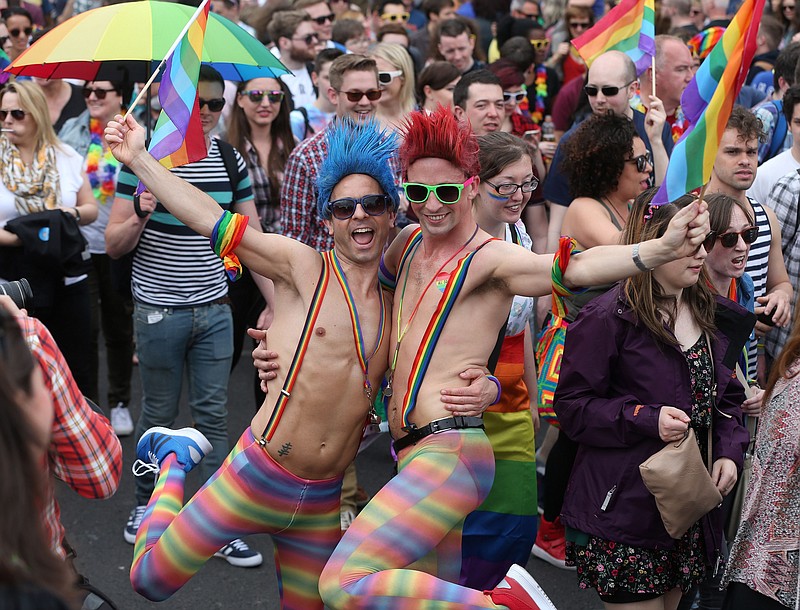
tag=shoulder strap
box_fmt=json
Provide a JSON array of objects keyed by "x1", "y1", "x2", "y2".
[
  {"x1": 509, "y1": 222, "x2": 521, "y2": 245},
  {"x1": 259, "y1": 255, "x2": 330, "y2": 445},
  {"x1": 216, "y1": 139, "x2": 240, "y2": 206},
  {"x1": 296, "y1": 106, "x2": 314, "y2": 138}
]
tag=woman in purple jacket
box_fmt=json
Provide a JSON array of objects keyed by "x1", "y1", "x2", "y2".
[{"x1": 554, "y1": 193, "x2": 752, "y2": 609}]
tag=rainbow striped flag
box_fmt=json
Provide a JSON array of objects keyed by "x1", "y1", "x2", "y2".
[
  {"x1": 652, "y1": 0, "x2": 765, "y2": 205},
  {"x1": 571, "y1": 0, "x2": 655, "y2": 75},
  {"x1": 147, "y1": 0, "x2": 210, "y2": 171},
  {"x1": 0, "y1": 50, "x2": 11, "y2": 85}
]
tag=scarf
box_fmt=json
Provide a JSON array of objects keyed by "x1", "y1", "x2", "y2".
[{"x1": 0, "y1": 136, "x2": 62, "y2": 215}]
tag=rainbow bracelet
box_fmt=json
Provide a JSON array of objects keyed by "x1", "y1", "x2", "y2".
[{"x1": 210, "y1": 210, "x2": 248, "y2": 281}]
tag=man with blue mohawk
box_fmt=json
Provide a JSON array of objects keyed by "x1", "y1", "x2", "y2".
[{"x1": 103, "y1": 112, "x2": 496, "y2": 609}]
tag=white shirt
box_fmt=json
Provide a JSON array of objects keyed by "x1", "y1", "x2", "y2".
[{"x1": 748, "y1": 148, "x2": 800, "y2": 205}]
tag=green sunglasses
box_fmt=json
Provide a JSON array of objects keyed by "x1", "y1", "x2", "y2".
[{"x1": 402, "y1": 176, "x2": 475, "y2": 204}]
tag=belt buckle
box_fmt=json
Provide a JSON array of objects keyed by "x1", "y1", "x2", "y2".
[{"x1": 429, "y1": 420, "x2": 441, "y2": 433}]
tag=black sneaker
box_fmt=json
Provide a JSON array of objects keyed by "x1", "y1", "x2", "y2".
[
  {"x1": 124, "y1": 505, "x2": 147, "y2": 545},
  {"x1": 214, "y1": 538, "x2": 263, "y2": 568}
]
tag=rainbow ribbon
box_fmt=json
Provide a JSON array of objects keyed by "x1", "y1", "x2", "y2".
[
  {"x1": 550, "y1": 236, "x2": 582, "y2": 319},
  {"x1": 210, "y1": 211, "x2": 248, "y2": 281}
]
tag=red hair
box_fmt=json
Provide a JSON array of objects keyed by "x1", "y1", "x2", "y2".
[{"x1": 399, "y1": 106, "x2": 480, "y2": 178}]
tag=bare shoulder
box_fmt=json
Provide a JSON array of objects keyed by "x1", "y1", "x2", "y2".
[{"x1": 384, "y1": 224, "x2": 420, "y2": 271}]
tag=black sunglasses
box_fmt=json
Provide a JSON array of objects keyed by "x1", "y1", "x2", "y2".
[
  {"x1": 625, "y1": 151, "x2": 652, "y2": 172},
  {"x1": 312, "y1": 12, "x2": 335, "y2": 24},
  {"x1": 293, "y1": 33, "x2": 320, "y2": 45},
  {"x1": 338, "y1": 89, "x2": 382, "y2": 102},
  {"x1": 329, "y1": 194, "x2": 391, "y2": 219},
  {"x1": 584, "y1": 80, "x2": 634, "y2": 97},
  {"x1": 0, "y1": 109, "x2": 26, "y2": 121},
  {"x1": 705, "y1": 226, "x2": 759, "y2": 251},
  {"x1": 8, "y1": 27, "x2": 32, "y2": 38},
  {"x1": 198, "y1": 97, "x2": 225, "y2": 112},
  {"x1": 83, "y1": 87, "x2": 118, "y2": 100},
  {"x1": 241, "y1": 89, "x2": 284, "y2": 104}
]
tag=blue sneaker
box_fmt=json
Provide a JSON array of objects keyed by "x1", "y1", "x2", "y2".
[{"x1": 133, "y1": 426, "x2": 212, "y2": 475}]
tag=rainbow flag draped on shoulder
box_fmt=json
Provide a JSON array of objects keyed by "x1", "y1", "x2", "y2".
[
  {"x1": 147, "y1": 0, "x2": 210, "y2": 171},
  {"x1": 652, "y1": 0, "x2": 765, "y2": 205},
  {"x1": 571, "y1": 0, "x2": 655, "y2": 75}
]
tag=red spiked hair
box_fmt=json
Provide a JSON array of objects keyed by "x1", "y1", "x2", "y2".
[{"x1": 399, "y1": 106, "x2": 480, "y2": 179}]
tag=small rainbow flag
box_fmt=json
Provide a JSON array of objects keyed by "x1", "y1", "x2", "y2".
[
  {"x1": 147, "y1": 0, "x2": 210, "y2": 171},
  {"x1": 571, "y1": 0, "x2": 655, "y2": 75},
  {"x1": 0, "y1": 50, "x2": 11, "y2": 85},
  {"x1": 652, "y1": 0, "x2": 765, "y2": 205}
]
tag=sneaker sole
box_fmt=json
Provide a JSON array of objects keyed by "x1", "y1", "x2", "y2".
[
  {"x1": 123, "y1": 529, "x2": 137, "y2": 545},
  {"x1": 507, "y1": 564, "x2": 558, "y2": 610},
  {"x1": 213, "y1": 551, "x2": 263, "y2": 568},
  {"x1": 531, "y1": 544, "x2": 576, "y2": 571}
]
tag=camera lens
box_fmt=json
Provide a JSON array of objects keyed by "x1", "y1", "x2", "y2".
[{"x1": 0, "y1": 278, "x2": 33, "y2": 311}]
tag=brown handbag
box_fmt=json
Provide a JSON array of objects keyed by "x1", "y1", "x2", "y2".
[{"x1": 639, "y1": 332, "x2": 723, "y2": 539}]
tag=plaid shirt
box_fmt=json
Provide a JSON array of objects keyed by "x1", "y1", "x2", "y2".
[
  {"x1": 764, "y1": 171, "x2": 800, "y2": 359},
  {"x1": 243, "y1": 139, "x2": 281, "y2": 234},
  {"x1": 18, "y1": 315, "x2": 122, "y2": 556},
  {"x1": 280, "y1": 123, "x2": 401, "y2": 252}
]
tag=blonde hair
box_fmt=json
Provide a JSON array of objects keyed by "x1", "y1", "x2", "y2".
[
  {"x1": 369, "y1": 43, "x2": 416, "y2": 116},
  {"x1": 0, "y1": 81, "x2": 60, "y2": 151}
]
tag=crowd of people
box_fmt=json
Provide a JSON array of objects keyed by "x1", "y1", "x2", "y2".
[{"x1": 1, "y1": 0, "x2": 800, "y2": 608}]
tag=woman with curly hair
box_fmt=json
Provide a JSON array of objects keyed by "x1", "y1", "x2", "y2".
[{"x1": 533, "y1": 113, "x2": 654, "y2": 569}]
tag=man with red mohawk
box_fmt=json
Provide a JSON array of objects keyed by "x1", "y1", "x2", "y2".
[{"x1": 317, "y1": 107, "x2": 713, "y2": 610}]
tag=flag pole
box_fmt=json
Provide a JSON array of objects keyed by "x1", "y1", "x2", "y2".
[
  {"x1": 124, "y1": 0, "x2": 211, "y2": 119},
  {"x1": 651, "y1": 55, "x2": 656, "y2": 98}
]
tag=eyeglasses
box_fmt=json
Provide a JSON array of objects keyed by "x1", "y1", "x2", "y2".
[
  {"x1": 337, "y1": 89, "x2": 382, "y2": 102},
  {"x1": 381, "y1": 11, "x2": 410, "y2": 21},
  {"x1": 529, "y1": 38, "x2": 549, "y2": 50},
  {"x1": 378, "y1": 69, "x2": 403, "y2": 85},
  {"x1": 625, "y1": 151, "x2": 652, "y2": 172},
  {"x1": 240, "y1": 89, "x2": 284, "y2": 104},
  {"x1": 0, "y1": 109, "x2": 26, "y2": 121},
  {"x1": 484, "y1": 177, "x2": 539, "y2": 196},
  {"x1": 503, "y1": 91, "x2": 526, "y2": 103},
  {"x1": 569, "y1": 21, "x2": 590, "y2": 29},
  {"x1": 198, "y1": 97, "x2": 226, "y2": 112},
  {"x1": 705, "y1": 226, "x2": 759, "y2": 251},
  {"x1": 8, "y1": 27, "x2": 32, "y2": 38},
  {"x1": 329, "y1": 194, "x2": 391, "y2": 219},
  {"x1": 82, "y1": 87, "x2": 118, "y2": 100},
  {"x1": 584, "y1": 80, "x2": 634, "y2": 97},
  {"x1": 403, "y1": 176, "x2": 475, "y2": 204},
  {"x1": 312, "y1": 12, "x2": 335, "y2": 24},
  {"x1": 292, "y1": 33, "x2": 320, "y2": 45},
  {"x1": 783, "y1": 4, "x2": 795, "y2": 9}
]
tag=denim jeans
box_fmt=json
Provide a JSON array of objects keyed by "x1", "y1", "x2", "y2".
[{"x1": 133, "y1": 301, "x2": 233, "y2": 505}]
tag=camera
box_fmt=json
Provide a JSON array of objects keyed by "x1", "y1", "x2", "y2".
[
  {"x1": 0, "y1": 279, "x2": 33, "y2": 310},
  {"x1": 757, "y1": 310, "x2": 776, "y2": 327}
]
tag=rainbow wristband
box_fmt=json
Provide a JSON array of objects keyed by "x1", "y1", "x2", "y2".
[
  {"x1": 210, "y1": 211, "x2": 248, "y2": 281},
  {"x1": 487, "y1": 375, "x2": 502, "y2": 405}
]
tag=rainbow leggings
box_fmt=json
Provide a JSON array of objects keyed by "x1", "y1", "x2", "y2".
[
  {"x1": 130, "y1": 427, "x2": 342, "y2": 608},
  {"x1": 319, "y1": 428, "x2": 505, "y2": 609}
]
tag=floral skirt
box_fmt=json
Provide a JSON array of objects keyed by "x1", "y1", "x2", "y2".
[{"x1": 566, "y1": 523, "x2": 708, "y2": 597}]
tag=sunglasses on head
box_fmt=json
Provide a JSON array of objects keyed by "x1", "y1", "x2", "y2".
[
  {"x1": 198, "y1": 97, "x2": 225, "y2": 111},
  {"x1": 241, "y1": 89, "x2": 284, "y2": 104},
  {"x1": 625, "y1": 151, "x2": 652, "y2": 172},
  {"x1": 503, "y1": 91, "x2": 526, "y2": 103},
  {"x1": 704, "y1": 226, "x2": 759, "y2": 251},
  {"x1": 403, "y1": 176, "x2": 475, "y2": 204},
  {"x1": 584, "y1": 80, "x2": 634, "y2": 97},
  {"x1": 83, "y1": 87, "x2": 117, "y2": 100},
  {"x1": 529, "y1": 38, "x2": 549, "y2": 50},
  {"x1": 329, "y1": 194, "x2": 391, "y2": 219},
  {"x1": 0, "y1": 108, "x2": 26, "y2": 121},
  {"x1": 381, "y1": 11, "x2": 410, "y2": 21},
  {"x1": 338, "y1": 89, "x2": 382, "y2": 102},
  {"x1": 312, "y1": 12, "x2": 335, "y2": 24},
  {"x1": 8, "y1": 27, "x2": 32, "y2": 38},
  {"x1": 378, "y1": 69, "x2": 403, "y2": 85}
]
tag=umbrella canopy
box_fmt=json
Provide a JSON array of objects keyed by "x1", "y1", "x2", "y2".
[{"x1": 5, "y1": 0, "x2": 288, "y2": 82}]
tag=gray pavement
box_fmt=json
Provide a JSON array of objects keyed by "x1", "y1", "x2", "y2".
[{"x1": 58, "y1": 351, "x2": 601, "y2": 609}]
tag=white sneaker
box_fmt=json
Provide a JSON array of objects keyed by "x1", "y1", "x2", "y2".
[
  {"x1": 111, "y1": 403, "x2": 134, "y2": 436},
  {"x1": 341, "y1": 509, "x2": 355, "y2": 531}
]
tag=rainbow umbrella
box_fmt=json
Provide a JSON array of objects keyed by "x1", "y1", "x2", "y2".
[{"x1": 4, "y1": 0, "x2": 287, "y2": 82}]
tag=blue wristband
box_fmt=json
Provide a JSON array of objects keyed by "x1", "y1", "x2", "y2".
[{"x1": 487, "y1": 375, "x2": 501, "y2": 405}]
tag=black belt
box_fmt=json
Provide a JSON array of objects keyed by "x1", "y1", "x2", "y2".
[{"x1": 392, "y1": 416, "x2": 484, "y2": 453}]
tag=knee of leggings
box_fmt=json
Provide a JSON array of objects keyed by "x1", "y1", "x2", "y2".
[
  {"x1": 130, "y1": 568, "x2": 173, "y2": 602},
  {"x1": 318, "y1": 560, "x2": 363, "y2": 608}
]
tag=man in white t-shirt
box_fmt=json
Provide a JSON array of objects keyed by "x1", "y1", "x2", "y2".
[
  {"x1": 749, "y1": 86, "x2": 800, "y2": 206},
  {"x1": 268, "y1": 11, "x2": 323, "y2": 109}
]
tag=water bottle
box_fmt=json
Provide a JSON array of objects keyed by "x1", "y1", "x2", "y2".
[{"x1": 541, "y1": 115, "x2": 555, "y2": 163}]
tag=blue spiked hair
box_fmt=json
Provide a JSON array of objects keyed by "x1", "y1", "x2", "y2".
[{"x1": 316, "y1": 118, "x2": 400, "y2": 220}]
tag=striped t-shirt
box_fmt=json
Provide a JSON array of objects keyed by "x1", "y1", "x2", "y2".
[
  {"x1": 744, "y1": 197, "x2": 771, "y2": 378},
  {"x1": 115, "y1": 139, "x2": 253, "y2": 307}
]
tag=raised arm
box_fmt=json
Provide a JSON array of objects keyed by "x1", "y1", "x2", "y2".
[{"x1": 104, "y1": 114, "x2": 312, "y2": 282}]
